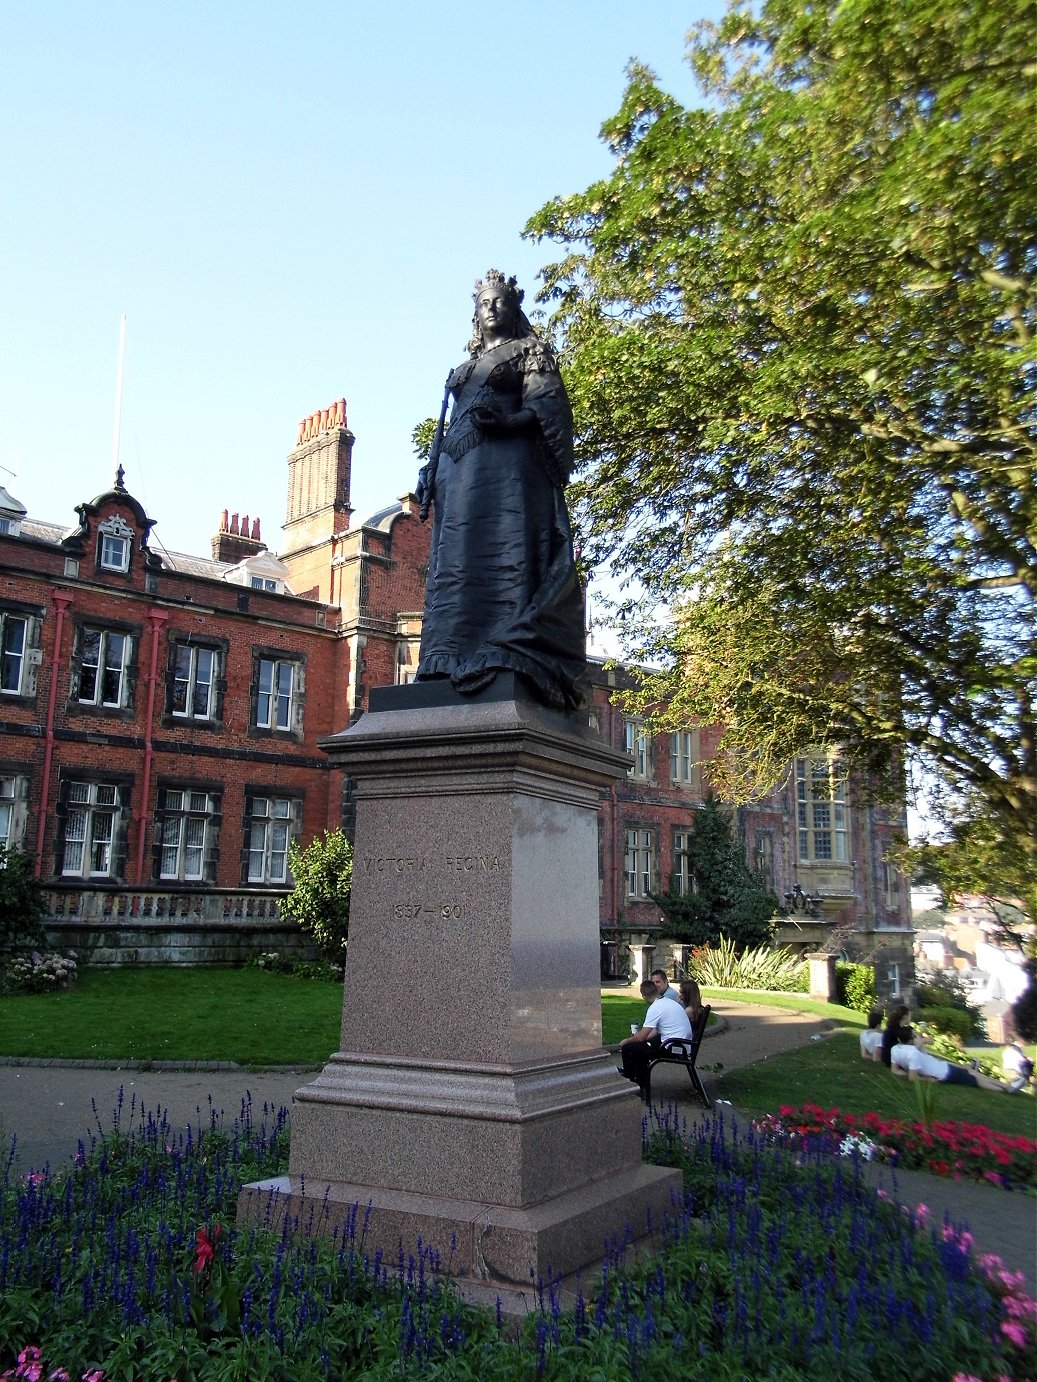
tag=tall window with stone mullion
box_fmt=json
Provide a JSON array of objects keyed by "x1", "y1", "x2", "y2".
[
  {"x1": 625, "y1": 827, "x2": 657, "y2": 898},
  {"x1": 671, "y1": 828, "x2": 693, "y2": 895},
  {"x1": 62, "y1": 782, "x2": 118, "y2": 876},
  {"x1": 796, "y1": 757, "x2": 849, "y2": 861},
  {"x1": 247, "y1": 796, "x2": 293, "y2": 883},
  {"x1": 0, "y1": 614, "x2": 27, "y2": 694},
  {"x1": 257, "y1": 658, "x2": 294, "y2": 731},
  {"x1": 173, "y1": 645, "x2": 216, "y2": 719},
  {"x1": 624, "y1": 720, "x2": 652, "y2": 781},
  {"x1": 158, "y1": 788, "x2": 218, "y2": 880},
  {"x1": 78, "y1": 628, "x2": 128, "y2": 707}
]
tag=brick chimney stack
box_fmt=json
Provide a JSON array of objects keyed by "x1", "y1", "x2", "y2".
[
  {"x1": 282, "y1": 397, "x2": 354, "y2": 555},
  {"x1": 211, "y1": 509, "x2": 267, "y2": 563}
]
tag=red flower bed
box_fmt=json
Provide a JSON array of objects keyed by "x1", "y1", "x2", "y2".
[{"x1": 760, "y1": 1103, "x2": 1036, "y2": 1189}]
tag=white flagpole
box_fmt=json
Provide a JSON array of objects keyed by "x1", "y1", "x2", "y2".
[{"x1": 112, "y1": 313, "x2": 126, "y2": 481}]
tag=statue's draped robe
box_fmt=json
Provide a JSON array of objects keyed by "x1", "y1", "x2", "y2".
[{"x1": 417, "y1": 336, "x2": 587, "y2": 711}]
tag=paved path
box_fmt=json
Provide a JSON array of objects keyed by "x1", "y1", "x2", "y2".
[{"x1": 1, "y1": 998, "x2": 1033, "y2": 1293}]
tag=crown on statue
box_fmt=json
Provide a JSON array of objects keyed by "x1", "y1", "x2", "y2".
[{"x1": 474, "y1": 269, "x2": 523, "y2": 306}]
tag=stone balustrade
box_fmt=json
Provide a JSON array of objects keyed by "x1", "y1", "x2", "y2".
[
  {"x1": 38, "y1": 885, "x2": 318, "y2": 967},
  {"x1": 41, "y1": 885, "x2": 286, "y2": 924}
]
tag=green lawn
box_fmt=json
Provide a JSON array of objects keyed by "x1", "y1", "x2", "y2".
[
  {"x1": 0, "y1": 968, "x2": 342, "y2": 1067},
  {"x1": 712, "y1": 1029, "x2": 1036, "y2": 1140},
  {"x1": 2, "y1": 973, "x2": 1034, "y2": 1141}
]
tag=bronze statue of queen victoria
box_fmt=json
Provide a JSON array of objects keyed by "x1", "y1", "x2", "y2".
[{"x1": 415, "y1": 271, "x2": 587, "y2": 712}]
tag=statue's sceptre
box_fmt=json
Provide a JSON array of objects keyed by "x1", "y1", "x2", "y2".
[{"x1": 417, "y1": 374, "x2": 452, "y2": 523}]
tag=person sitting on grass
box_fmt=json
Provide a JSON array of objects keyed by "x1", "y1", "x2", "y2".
[
  {"x1": 880, "y1": 1003, "x2": 910, "y2": 1068},
  {"x1": 651, "y1": 967, "x2": 682, "y2": 1003},
  {"x1": 890, "y1": 1027, "x2": 1011, "y2": 1092},
  {"x1": 619, "y1": 978, "x2": 693, "y2": 1094},
  {"x1": 1002, "y1": 1041, "x2": 1035, "y2": 1093},
  {"x1": 860, "y1": 1008, "x2": 884, "y2": 1060},
  {"x1": 679, "y1": 978, "x2": 704, "y2": 1024}
]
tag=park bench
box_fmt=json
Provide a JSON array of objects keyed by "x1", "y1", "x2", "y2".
[{"x1": 643, "y1": 1003, "x2": 713, "y2": 1108}]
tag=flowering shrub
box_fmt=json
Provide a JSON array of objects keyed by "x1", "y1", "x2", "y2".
[
  {"x1": 950, "y1": 1244, "x2": 1037, "y2": 1380},
  {"x1": 755, "y1": 1102, "x2": 1037, "y2": 1188},
  {"x1": 1, "y1": 1095, "x2": 1032, "y2": 1379},
  {"x1": 0, "y1": 949, "x2": 78, "y2": 995},
  {"x1": 247, "y1": 951, "x2": 341, "y2": 981},
  {"x1": 0, "y1": 1346, "x2": 102, "y2": 1380}
]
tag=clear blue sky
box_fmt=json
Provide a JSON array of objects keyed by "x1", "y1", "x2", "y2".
[{"x1": 0, "y1": 1, "x2": 722, "y2": 560}]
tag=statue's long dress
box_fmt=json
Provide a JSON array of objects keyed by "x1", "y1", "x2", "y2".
[{"x1": 417, "y1": 337, "x2": 587, "y2": 712}]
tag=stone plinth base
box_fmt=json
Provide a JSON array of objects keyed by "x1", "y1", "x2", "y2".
[
  {"x1": 250, "y1": 680, "x2": 676, "y2": 1286},
  {"x1": 238, "y1": 1160, "x2": 682, "y2": 1284}
]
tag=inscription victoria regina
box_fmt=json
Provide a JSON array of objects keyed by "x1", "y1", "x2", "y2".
[{"x1": 362, "y1": 854, "x2": 505, "y2": 873}]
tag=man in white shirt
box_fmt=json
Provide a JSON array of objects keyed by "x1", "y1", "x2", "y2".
[
  {"x1": 619, "y1": 979, "x2": 693, "y2": 1092},
  {"x1": 890, "y1": 1028, "x2": 1006, "y2": 1091},
  {"x1": 651, "y1": 968, "x2": 682, "y2": 1003}
]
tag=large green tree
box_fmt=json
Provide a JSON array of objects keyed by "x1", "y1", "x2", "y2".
[
  {"x1": 527, "y1": 0, "x2": 1036, "y2": 920},
  {"x1": 655, "y1": 797, "x2": 778, "y2": 951}
]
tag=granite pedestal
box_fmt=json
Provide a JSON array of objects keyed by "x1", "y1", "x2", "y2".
[{"x1": 238, "y1": 677, "x2": 682, "y2": 1284}]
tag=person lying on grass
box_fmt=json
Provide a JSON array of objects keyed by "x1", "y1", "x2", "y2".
[
  {"x1": 890, "y1": 1026, "x2": 1013, "y2": 1092},
  {"x1": 860, "y1": 1008, "x2": 884, "y2": 1060}
]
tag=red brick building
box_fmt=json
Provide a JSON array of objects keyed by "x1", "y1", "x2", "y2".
[{"x1": 0, "y1": 401, "x2": 912, "y2": 986}]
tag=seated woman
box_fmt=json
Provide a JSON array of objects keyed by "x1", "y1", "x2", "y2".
[
  {"x1": 890, "y1": 1027, "x2": 1008, "y2": 1091},
  {"x1": 679, "y1": 978, "x2": 703, "y2": 1025},
  {"x1": 880, "y1": 1004, "x2": 910, "y2": 1068},
  {"x1": 1002, "y1": 1041, "x2": 1035, "y2": 1092},
  {"x1": 860, "y1": 1008, "x2": 884, "y2": 1060}
]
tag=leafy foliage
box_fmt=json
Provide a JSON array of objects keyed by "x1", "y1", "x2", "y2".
[
  {"x1": 917, "y1": 1005, "x2": 977, "y2": 1043},
  {"x1": 915, "y1": 971, "x2": 983, "y2": 1039},
  {"x1": 654, "y1": 797, "x2": 777, "y2": 950},
  {"x1": 690, "y1": 935, "x2": 806, "y2": 992},
  {"x1": 899, "y1": 808, "x2": 1034, "y2": 950},
  {"x1": 0, "y1": 847, "x2": 45, "y2": 947},
  {"x1": 247, "y1": 950, "x2": 342, "y2": 981},
  {"x1": 835, "y1": 962, "x2": 876, "y2": 1014},
  {"x1": 278, "y1": 830, "x2": 352, "y2": 963},
  {"x1": 528, "y1": 0, "x2": 1036, "y2": 920}
]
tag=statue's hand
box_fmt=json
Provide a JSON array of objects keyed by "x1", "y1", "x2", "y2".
[
  {"x1": 472, "y1": 406, "x2": 535, "y2": 435},
  {"x1": 416, "y1": 466, "x2": 432, "y2": 522}
]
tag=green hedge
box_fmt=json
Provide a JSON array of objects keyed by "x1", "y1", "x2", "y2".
[
  {"x1": 834, "y1": 961, "x2": 876, "y2": 1013},
  {"x1": 917, "y1": 1005, "x2": 974, "y2": 1043}
]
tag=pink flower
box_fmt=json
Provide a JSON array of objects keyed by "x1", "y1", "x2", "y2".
[
  {"x1": 1001, "y1": 1319, "x2": 1029, "y2": 1348},
  {"x1": 49, "y1": 1371, "x2": 71, "y2": 1381},
  {"x1": 81, "y1": 1371, "x2": 105, "y2": 1382},
  {"x1": 951, "y1": 1374, "x2": 983, "y2": 1382}
]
